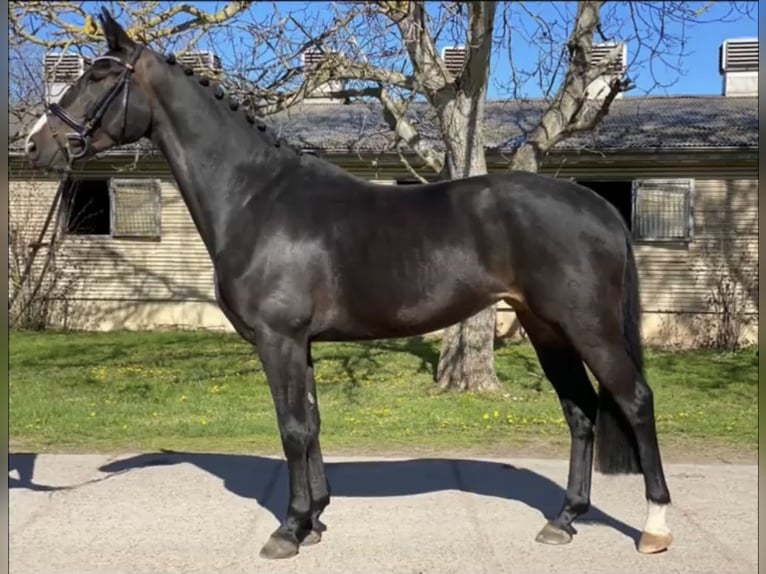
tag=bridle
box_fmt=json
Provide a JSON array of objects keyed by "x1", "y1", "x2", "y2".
[{"x1": 47, "y1": 46, "x2": 143, "y2": 163}]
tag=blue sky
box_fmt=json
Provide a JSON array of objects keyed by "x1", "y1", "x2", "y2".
[
  {"x1": 45, "y1": 1, "x2": 760, "y2": 99},
  {"x1": 198, "y1": 1, "x2": 758, "y2": 98}
]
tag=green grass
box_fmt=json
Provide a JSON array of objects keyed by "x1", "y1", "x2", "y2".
[{"x1": 9, "y1": 330, "x2": 758, "y2": 455}]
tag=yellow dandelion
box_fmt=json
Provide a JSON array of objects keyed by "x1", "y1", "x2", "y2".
[
  {"x1": 200, "y1": 418, "x2": 208, "y2": 425},
  {"x1": 180, "y1": 395, "x2": 188, "y2": 401},
  {"x1": 482, "y1": 413, "x2": 490, "y2": 420},
  {"x1": 493, "y1": 410, "x2": 499, "y2": 418}
]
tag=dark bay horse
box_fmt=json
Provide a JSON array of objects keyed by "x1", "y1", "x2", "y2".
[{"x1": 24, "y1": 9, "x2": 672, "y2": 560}]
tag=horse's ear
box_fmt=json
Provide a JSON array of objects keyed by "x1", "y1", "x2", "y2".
[{"x1": 98, "y1": 8, "x2": 135, "y2": 52}]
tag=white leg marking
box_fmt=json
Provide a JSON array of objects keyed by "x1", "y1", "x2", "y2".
[
  {"x1": 643, "y1": 501, "x2": 670, "y2": 534},
  {"x1": 25, "y1": 114, "x2": 48, "y2": 146}
]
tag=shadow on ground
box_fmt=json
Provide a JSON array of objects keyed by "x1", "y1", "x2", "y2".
[
  {"x1": 8, "y1": 453, "x2": 67, "y2": 492},
  {"x1": 10, "y1": 451, "x2": 642, "y2": 545}
]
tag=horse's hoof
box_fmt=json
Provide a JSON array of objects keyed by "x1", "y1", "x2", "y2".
[
  {"x1": 300, "y1": 530, "x2": 322, "y2": 546},
  {"x1": 259, "y1": 534, "x2": 299, "y2": 559},
  {"x1": 637, "y1": 531, "x2": 673, "y2": 554},
  {"x1": 535, "y1": 522, "x2": 573, "y2": 545}
]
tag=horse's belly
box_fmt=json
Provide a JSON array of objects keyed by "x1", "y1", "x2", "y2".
[{"x1": 319, "y1": 282, "x2": 501, "y2": 341}]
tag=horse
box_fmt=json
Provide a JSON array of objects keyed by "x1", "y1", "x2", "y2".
[{"x1": 24, "y1": 8, "x2": 672, "y2": 560}]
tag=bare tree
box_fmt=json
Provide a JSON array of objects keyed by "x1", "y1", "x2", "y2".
[
  {"x1": 9, "y1": 180, "x2": 81, "y2": 329},
  {"x1": 9, "y1": 1, "x2": 252, "y2": 144},
  {"x1": 245, "y1": 0, "x2": 697, "y2": 391},
  {"x1": 259, "y1": 0, "x2": 754, "y2": 392},
  {"x1": 9, "y1": 1, "x2": 756, "y2": 384}
]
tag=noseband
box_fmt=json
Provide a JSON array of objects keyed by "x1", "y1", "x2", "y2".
[{"x1": 47, "y1": 46, "x2": 143, "y2": 162}]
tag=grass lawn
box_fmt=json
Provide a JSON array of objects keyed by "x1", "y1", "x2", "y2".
[{"x1": 9, "y1": 330, "x2": 758, "y2": 458}]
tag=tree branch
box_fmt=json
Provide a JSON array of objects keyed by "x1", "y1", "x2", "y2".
[
  {"x1": 9, "y1": 1, "x2": 249, "y2": 50},
  {"x1": 376, "y1": 0, "x2": 451, "y2": 97},
  {"x1": 509, "y1": 0, "x2": 631, "y2": 169},
  {"x1": 461, "y1": 1, "x2": 497, "y2": 96},
  {"x1": 378, "y1": 87, "x2": 445, "y2": 174},
  {"x1": 315, "y1": 55, "x2": 420, "y2": 92},
  {"x1": 397, "y1": 147, "x2": 430, "y2": 183}
]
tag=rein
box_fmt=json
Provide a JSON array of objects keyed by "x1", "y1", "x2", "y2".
[{"x1": 12, "y1": 48, "x2": 142, "y2": 314}]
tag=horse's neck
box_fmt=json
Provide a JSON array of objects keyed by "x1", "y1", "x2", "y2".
[{"x1": 148, "y1": 70, "x2": 282, "y2": 258}]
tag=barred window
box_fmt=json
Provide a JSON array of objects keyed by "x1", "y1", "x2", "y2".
[
  {"x1": 109, "y1": 178, "x2": 162, "y2": 239},
  {"x1": 632, "y1": 179, "x2": 694, "y2": 242}
]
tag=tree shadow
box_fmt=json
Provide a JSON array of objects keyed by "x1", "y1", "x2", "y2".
[
  {"x1": 95, "y1": 451, "x2": 642, "y2": 545},
  {"x1": 312, "y1": 337, "x2": 441, "y2": 398}
]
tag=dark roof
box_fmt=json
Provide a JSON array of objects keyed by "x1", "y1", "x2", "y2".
[{"x1": 9, "y1": 95, "x2": 758, "y2": 156}]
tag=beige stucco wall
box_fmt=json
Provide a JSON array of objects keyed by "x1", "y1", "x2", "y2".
[
  {"x1": 493, "y1": 302, "x2": 757, "y2": 349},
  {"x1": 9, "y1": 158, "x2": 758, "y2": 348},
  {"x1": 43, "y1": 298, "x2": 757, "y2": 349}
]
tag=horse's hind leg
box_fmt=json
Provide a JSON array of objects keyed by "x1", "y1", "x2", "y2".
[
  {"x1": 559, "y1": 309, "x2": 672, "y2": 554},
  {"x1": 514, "y1": 307, "x2": 598, "y2": 545}
]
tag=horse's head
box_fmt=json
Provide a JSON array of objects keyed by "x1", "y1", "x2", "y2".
[{"x1": 24, "y1": 8, "x2": 154, "y2": 171}]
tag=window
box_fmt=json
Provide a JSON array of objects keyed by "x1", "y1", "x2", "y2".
[
  {"x1": 63, "y1": 177, "x2": 161, "y2": 239},
  {"x1": 632, "y1": 179, "x2": 694, "y2": 242},
  {"x1": 576, "y1": 180, "x2": 633, "y2": 228},
  {"x1": 64, "y1": 179, "x2": 111, "y2": 235},
  {"x1": 576, "y1": 178, "x2": 694, "y2": 243},
  {"x1": 109, "y1": 178, "x2": 162, "y2": 239}
]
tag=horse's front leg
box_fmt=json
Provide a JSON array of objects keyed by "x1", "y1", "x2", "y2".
[
  {"x1": 255, "y1": 325, "x2": 316, "y2": 559},
  {"x1": 302, "y1": 350, "x2": 330, "y2": 546}
]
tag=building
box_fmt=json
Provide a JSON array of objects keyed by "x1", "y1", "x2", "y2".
[{"x1": 9, "y1": 40, "x2": 758, "y2": 347}]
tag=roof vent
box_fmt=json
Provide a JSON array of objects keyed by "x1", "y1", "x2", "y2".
[
  {"x1": 301, "y1": 48, "x2": 345, "y2": 104},
  {"x1": 585, "y1": 42, "x2": 627, "y2": 99},
  {"x1": 177, "y1": 51, "x2": 222, "y2": 79},
  {"x1": 591, "y1": 42, "x2": 627, "y2": 74},
  {"x1": 43, "y1": 52, "x2": 91, "y2": 103},
  {"x1": 720, "y1": 38, "x2": 758, "y2": 96},
  {"x1": 441, "y1": 46, "x2": 467, "y2": 77}
]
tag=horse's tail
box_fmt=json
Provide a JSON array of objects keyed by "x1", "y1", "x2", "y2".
[{"x1": 594, "y1": 235, "x2": 643, "y2": 475}]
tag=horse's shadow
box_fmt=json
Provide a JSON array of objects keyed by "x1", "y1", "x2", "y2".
[
  {"x1": 9, "y1": 453, "x2": 67, "y2": 492},
  {"x1": 89, "y1": 451, "x2": 641, "y2": 543}
]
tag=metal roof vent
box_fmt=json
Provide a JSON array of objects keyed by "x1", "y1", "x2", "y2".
[
  {"x1": 720, "y1": 38, "x2": 758, "y2": 96},
  {"x1": 591, "y1": 42, "x2": 627, "y2": 74},
  {"x1": 301, "y1": 48, "x2": 345, "y2": 104},
  {"x1": 441, "y1": 46, "x2": 467, "y2": 77},
  {"x1": 177, "y1": 51, "x2": 222, "y2": 79},
  {"x1": 585, "y1": 42, "x2": 627, "y2": 99},
  {"x1": 44, "y1": 52, "x2": 91, "y2": 103}
]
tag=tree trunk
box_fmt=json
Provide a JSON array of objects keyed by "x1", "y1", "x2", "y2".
[
  {"x1": 436, "y1": 305, "x2": 500, "y2": 392},
  {"x1": 435, "y1": 95, "x2": 501, "y2": 393},
  {"x1": 509, "y1": 143, "x2": 540, "y2": 173}
]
